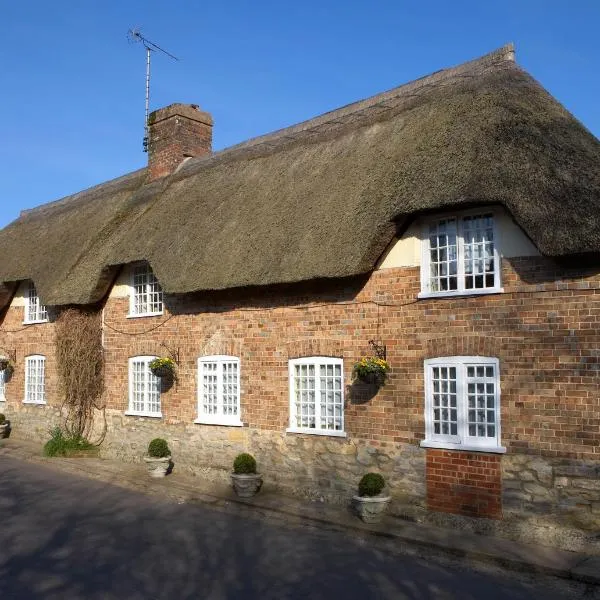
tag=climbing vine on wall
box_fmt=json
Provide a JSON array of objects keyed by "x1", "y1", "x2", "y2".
[{"x1": 54, "y1": 308, "x2": 105, "y2": 442}]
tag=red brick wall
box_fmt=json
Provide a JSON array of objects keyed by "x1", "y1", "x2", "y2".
[
  {"x1": 100, "y1": 255, "x2": 600, "y2": 461},
  {"x1": 426, "y1": 449, "x2": 502, "y2": 519},
  {"x1": 2, "y1": 253, "x2": 600, "y2": 520}
]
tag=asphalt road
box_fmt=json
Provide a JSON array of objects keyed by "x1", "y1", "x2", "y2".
[{"x1": 0, "y1": 456, "x2": 595, "y2": 600}]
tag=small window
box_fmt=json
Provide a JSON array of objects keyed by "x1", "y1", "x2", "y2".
[
  {"x1": 24, "y1": 355, "x2": 46, "y2": 404},
  {"x1": 0, "y1": 369, "x2": 5, "y2": 402},
  {"x1": 420, "y1": 213, "x2": 501, "y2": 297},
  {"x1": 24, "y1": 281, "x2": 48, "y2": 323},
  {"x1": 129, "y1": 264, "x2": 163, "y2": 317},
  {"x1": 422, "y1": 357, "x2": 504, "y2": 453},
  {"x1": 196, "y1": 356, "x2": 241, "y2": 426},
  {"x1": 287, "y1": 357, "x2": 345, "y2": 437},
  {"x1": 126, "y1": 356, "x2": 161, "y2": 417}
]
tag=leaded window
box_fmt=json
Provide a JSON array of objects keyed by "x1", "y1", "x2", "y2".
[
  {"x1": 423, "y1": 357, "x2": 502, "y2": 451},
  {"x1": 130, "y1": 264, "x2": 163, "y2": 316},
  {"x1": 25, "y1": 281, "x2": 48, "y2": 323},
  {"x1": 196, "y1": 356, "x2": 241, "y2": 425},
  {"x1": 421, "y1": 213, "x2": 500, "y2": 296},
  {"x1": 127, "y1": 356, "x2": 161, "y2": 417},
  {"x1": 288, "y1": 357, "x2": 344, "y2": 436},
  {"x1": 24, "y1": 355, "x2": 46, "y2": 404}
]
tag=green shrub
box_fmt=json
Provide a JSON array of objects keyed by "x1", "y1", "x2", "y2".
[
  {"x1": 148, "y1": 438, "x2": 170, "y2": 458},
  {"x1": 43, "y1": 427, "x2": 94, "y2": 457},
  {"x1": 233, "y1": 452, "x2": 257, "y2": 474},
  {"x1": 0, "y1": 413, "x2": 5, "y2": 424},
  {"x1": 358, "y1": 473, "x2": 385, "y2": 497}
]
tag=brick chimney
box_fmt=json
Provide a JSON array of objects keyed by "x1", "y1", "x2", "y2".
[{"x1": 146, "y1": 103, "x2": 213, "y2": 181}]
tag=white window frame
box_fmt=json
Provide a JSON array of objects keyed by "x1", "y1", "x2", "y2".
[
  {"x1": 419, "y1": 209, "x2": 503, "y2": 298},
  {"x1": 195, "y1": 355, "x2": 242, "y2": 426},
  {"x1": 287, "y1": 357, "x2": 346, "y2": 438},
  {"x1": 24, "y1": 281, "x2": 49, "y2": 324},
  {"x1": 128, "y1": 264, "x2": 164, "y2": 318},
  {"x1": 421, "y1": 356, "x2": 505, "y2": 453},
  {"x1": 0, "y1": 368, "x2": 5, "y2": 402},
  {"x1": 125, "y1": 356, "x2": 162, "y2": 418},
  {"x1": 24, "y1": 355, "x2": 46, "y2": 405}
]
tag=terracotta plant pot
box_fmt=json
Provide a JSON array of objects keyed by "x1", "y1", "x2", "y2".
[
  {"x1": 144, "y1": 455, "x2": 171, "y2": 478},
  {"x1": 231, "y1": 473, "x2": 263, "y2": 498},
  {"x1": 353, "y1": 494, "x2": 391, "y2": 523}
]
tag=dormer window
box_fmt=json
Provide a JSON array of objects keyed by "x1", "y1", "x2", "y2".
[
  {"x1": 419, "y1": 212, "x2": 502, "y2": 298},
  {"x1": 24, "y1": 281, "x2": 48, "y2": 324},
  {"x1": 129, "y1": 264, "x2": 163, "y2": 317}
]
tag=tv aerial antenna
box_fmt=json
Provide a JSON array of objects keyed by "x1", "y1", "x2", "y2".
[{"x1": 128, "y1": 28, "x2": 179, "y2": 152}]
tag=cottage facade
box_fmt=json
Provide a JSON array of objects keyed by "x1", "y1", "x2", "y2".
[{"x1": 1, "y1": 45, "x2": 599, "y2": 547}]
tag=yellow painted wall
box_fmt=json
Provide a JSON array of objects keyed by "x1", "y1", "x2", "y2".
[{"x1": 377, "y1": 208, "x2": 540, "y2": 270}]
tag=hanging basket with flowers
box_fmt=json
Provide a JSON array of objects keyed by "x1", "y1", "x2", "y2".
[
  {"x1": 149, "y1": 357, "x2": 176, "y2": 379},
  {"x1": 0, "y1": 357, "x2": 14, "y2": 377},
  {"x1": 352, "y1": 356, "x2": 390, "y2": 386}
]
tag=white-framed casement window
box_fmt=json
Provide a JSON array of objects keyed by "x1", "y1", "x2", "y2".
[
  {"x1": 24, "y1": 281, "x2": 49, "y2": 323},
  {"x1": 24, "y1": 355, "x2": 46, "y2": 404},
  {"x1": 419, "y1": 212, "x2": 502, "y2": 297},
  {"x1": 128, "y1": 264, "x2": 163, "y2": 317},
  {"x1": 196, "y1": 356, "x2": 242, "y2": 426},
  {"x1": 126, "y1": 356, "x2": 162, "y2": 417},
  {"x1": 0, "y1": 368, "x2": 5, "y2": 402},
  {"x1": 421, "y1": 357, "x2": 505, "y2": 453},
  {"x1": 287, "y1": 357, "x2": 345, "y2": 437}
]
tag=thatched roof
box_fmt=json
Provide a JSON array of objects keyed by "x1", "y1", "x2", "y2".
[{"x1": 0, "y1": 44, "x2": 598, "y2": 307}]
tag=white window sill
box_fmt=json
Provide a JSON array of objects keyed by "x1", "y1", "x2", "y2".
[
  {"x1": 286, "y1": 427, "x2": 347, "y2": 438},
  {"x1": 124, "y1": 411, "x2": 163, "y2": 419},
  {"x1": 418, "y1": 288, "x2": 504, "y2": 300},
  {"x1": 194, "y1": 419, "x2": 244, "y2": 427},
  {"x1": 23, "y1": 320, "x2": 49, "y2": 325},
  {"x1": 126, "y1": 312, "x2": 164, "y2": 319},
  {"x1": 23, "y1": 400, "x2": 46, "y2": 405},
  {"x1": 0, "y1": 398, "x2": 5, "y2": 403},
  {"x1": 420, "y1": 440, "x2": 506, "y2": 454}
]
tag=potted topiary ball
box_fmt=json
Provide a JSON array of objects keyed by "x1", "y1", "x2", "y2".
[
  {"x1": 144, "y1": 438, "x2": 171, "y2": 478},
  {"x1": 353, "y1": 472, "x2": 391, "y2": 523},
  {"x1": 0, "y1": 413, "x2": 10, "y2": 439},
  {"x1": 231, "y1": 452, "x2": 263, "y2": 498}
]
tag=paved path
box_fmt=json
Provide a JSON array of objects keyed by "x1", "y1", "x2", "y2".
[{"x1": 0, "y1": 456, "x2": 595, "y2": 599}]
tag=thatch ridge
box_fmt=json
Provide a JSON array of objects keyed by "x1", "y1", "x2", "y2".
[{"x1": 0, "y1": 44, "x2": 598, "y2": 307}]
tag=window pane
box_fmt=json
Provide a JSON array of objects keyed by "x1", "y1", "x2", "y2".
[
  {"x1": 222, "y1": 361, "x2": 239, "y2": 416},
  {"x1": 462, "y1": 215, "x2": 496, "y2": 290},
  {"x1": 202, "y1": 362, "x2": 218, "y2": 415},
  {"x1": 428, "y1": 219, "x2": 458, "y2": 292},
  {"x1": 466, "y1": 363, "x2": 496, "y2": 439},
  {"x1": 430, "y1": 364, "x2": 458, "y2": 438}
]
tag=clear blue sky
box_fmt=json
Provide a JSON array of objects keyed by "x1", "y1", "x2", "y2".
[{"x1": 1, "y1": 1, "x2": 598, "y2": 228}]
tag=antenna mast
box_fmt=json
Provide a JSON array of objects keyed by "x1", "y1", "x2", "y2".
[{"x1": 128, "y1": 28, "x2": 179, "y2": 153}]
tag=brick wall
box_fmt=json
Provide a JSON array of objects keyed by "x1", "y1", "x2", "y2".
[
  {"x1": 2, "y1": 253, "x2": 600, "y2": 537},
  {"x1": 426, "y1": 449, "x2": 502, "y2": 519}
]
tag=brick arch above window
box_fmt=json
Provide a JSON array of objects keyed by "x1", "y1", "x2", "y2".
[
  {"x1": 129, "y1": 341, "x2": 164, "y2": 358},
  {"x1": 419, "y1": 335, "x2": 503, "y2": 361},
  {"x1": 195, "y1": 334, "x2": 242, "y2": 360},
  {"x1": 286, "y1": 338, "x2": 345, "y2": 360}
]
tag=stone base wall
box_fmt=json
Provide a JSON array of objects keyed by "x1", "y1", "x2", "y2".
[
  {"x1": 503, "y1": 454, "x2": 600, "y2": 531},
  {"x1": 90, "y1": 409, "x2": 427, "y2": 508},
  {"x1": 6, "y1": 406, "x2": 600, "y2": 554}
]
